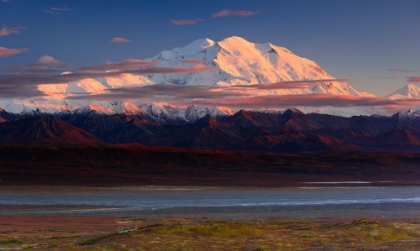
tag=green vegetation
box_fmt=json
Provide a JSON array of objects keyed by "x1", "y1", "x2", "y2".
[
  {"x1": 77, "y1": 233, "x2": 114, "y2": 246},
  {"x1": 153, "y1": 222, "x2": 262, "y2": 236},
  {"x1": 0, "y1": 237, "x2": 22, "y2": 245},
  {"x1": 1, "y1": 218, "x2": 420, "y2": 250}
]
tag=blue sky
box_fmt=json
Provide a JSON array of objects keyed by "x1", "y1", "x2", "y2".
[{"x1": 1, "y1": 0, "x2": 419, "y2": 96}]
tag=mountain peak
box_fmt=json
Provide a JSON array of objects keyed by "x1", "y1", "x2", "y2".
[
  {"x1": 188, "y1": 38, "x2": 215, "y2": 47},
  {"x1": 217, "y1": 36, "x2": 257, "y2": 50},
  {"x1": 284, "y1": 108, "x2": 304, "y2": 115},
  {"x1": 392, "y1": 109, "x2": 420, "y2": 119},
  {"x1": 173, "y1": 38, "x2": 215, "y2": 53},
  {"x1": 406, "y1": 83, "x2": 419, "y2": 91},
  {"x1": 387, "y1": 83, "x2": 420, "y2": 99},
  {"x1": 219, "y1": 36, "x2": 249, "y2": 43}
]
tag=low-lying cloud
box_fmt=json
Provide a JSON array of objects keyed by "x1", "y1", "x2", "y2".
[
  {"x1": 0, "y1": 64, "x2": 213, "y2": 85},
  {"x1": 0, "y1": 86, "x2": 44, "y2": 99},
  {"x1": 63, "y1": 78, "x2": 420, "y2": 111},
  {"x1": 254, "y1": 78, "x2": 352, "y2": 90},
  {"x1": 79, "y1": 59, "x2": 156, "y2": 72},
  {"x1": 175, "y1": 94, "x2": 420, "y2": 111},
  {"x1": 180, "y1": 59, "x2": 204, "y2": 65},
  {"x1": 0, "y1": 59, "x2": 215, "y2": 98}
]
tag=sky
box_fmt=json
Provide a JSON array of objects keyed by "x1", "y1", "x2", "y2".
[{"x1": 0, "y1": 0, "x2": 419, "y2": 98}]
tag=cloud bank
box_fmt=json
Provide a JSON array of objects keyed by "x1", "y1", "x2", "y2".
[
  {"x1": 65, "y1": 81, "x2": 420, "y2": 112},
  {"x1": 0, "y1": 58, "x2": 214, "y2": 98},
  {"x1": 79, "y1": 59, "x2": 156, "y2": 72}
]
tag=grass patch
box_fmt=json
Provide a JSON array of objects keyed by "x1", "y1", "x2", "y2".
[
  {"x1": 344, "y1": 218, "x2": 414, "y2": 242},
  {"x1": 22, "y1": 244, "x2": 36, "y2": 249},
  {"x1": 153, "y1": 222, "x2": 262, "y2": 236},
  {"x1": 78, "y1": 224, "x2": 163, "y2": 246},
  {"x1": 4, "y1": 218, "x2": 420, "y2": 250},
  {"x1": 269, "y1": 221, "x2": 315, "y2": 226},
  {"x1": 0, "y1": 238, "x2": 22, "y2": 245},
  {"x1": 49, "y1": 234, "x2": 81, "y2": 239},
  {"x1": 77, "y1": 233, "x2": 115, "y2": 246}
]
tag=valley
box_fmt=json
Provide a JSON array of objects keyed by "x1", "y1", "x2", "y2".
[{"x1": 0, "y1": 144, "x2": 420, "y2": 186}]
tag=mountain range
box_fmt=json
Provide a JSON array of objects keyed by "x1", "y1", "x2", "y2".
[
  {"x1": 1, "y1": 36, "x2": 420, "y2": 152},
  {"x1": 1, "y1": 36, "x2": 419, "y2": 120},
  {"x1": 2, "y1": 108, "x2": 420, "y2": 152}
]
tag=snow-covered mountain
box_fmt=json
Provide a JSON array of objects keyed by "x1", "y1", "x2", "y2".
[
  {"x1": 147, "y1": 36, "x2": 371, "y2": 96},
  {"x1": 383, "y1": 84, "x2": 420, "y2": 118},
  {"x1": 387, "y1": 83, "x2": 420, "y2": 100},
  {"x1": 136, "y1": 104, "x2": 231, "y2": 123},
  {"x1": 0, "y1": 36, "x2": 410, "y2": 120}
]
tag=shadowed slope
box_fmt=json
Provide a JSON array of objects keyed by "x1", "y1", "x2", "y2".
[{"x1": 0, "y1": 116, "x2": 103, "y2": 145}]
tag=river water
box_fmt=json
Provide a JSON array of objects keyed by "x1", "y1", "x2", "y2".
[{"x1": 1, "y1": 186, "x2": 419, "y2": 209}]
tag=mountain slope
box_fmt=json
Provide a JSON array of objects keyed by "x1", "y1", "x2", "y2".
[
  {"x1": 2, "y1": 110, "x2": 420, "y2": 151},
  {"x1": 0, "y1": 116, "x2": 103, "y2": 145},
  {"x1": 222, "y1": 110, "x2": 282, "y2": 129}
]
